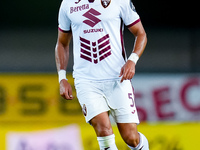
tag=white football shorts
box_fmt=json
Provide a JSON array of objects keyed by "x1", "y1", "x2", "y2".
[{"x1": 75, "y1": 80, "x2": 140, "y2": 124}]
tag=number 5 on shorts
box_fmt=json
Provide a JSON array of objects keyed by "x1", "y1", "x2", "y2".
[{"x1": 128, "y1": 93, "x2": 136, "y2": 114}]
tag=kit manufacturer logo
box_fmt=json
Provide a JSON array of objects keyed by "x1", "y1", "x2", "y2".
[
  {"x1": 80, "y1": 34, "x2": 111, "y2": 64},
  {"x1": 83, "y1": 8, "x2": 101, "y2": 27}
]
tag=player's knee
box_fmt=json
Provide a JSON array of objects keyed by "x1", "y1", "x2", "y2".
[
  {"x1": 91, "y1": 120, "x2": 113, "y2": 136},
  {"x1": 124, "y1": 132, "x2": 140, "y2": 147},
  {"x1": 96, "y1": 125, "x2": 113, "y2": 137},
  {"x1": 90, "y1": 112, "x2": 113, "y2": 137}
]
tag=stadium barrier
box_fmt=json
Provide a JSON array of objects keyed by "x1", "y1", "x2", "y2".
[
  {"x1": 0, "y1": 73, "x2": 199, "y2": 150},
  {"x1": 131, "y1": 74, "x2": 200, "y2": 122},
  {"x1": 0, "y1": 73, "x2": 200, "y2": 122},
  {"x1": 1, "y1": 122, "x2": 200, "y2": 150},
  {"x1": 7, "y1": 125, "x2": 83, "y2": 150},
  {"x1": 0, "y1": 74, "x2": 83, "y2": 122}
]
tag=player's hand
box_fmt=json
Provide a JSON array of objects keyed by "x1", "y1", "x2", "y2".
[
  {"x1": 119, "y1": 60, "x2": 136, "y2": 83},
  {"x1": 60, "y1": 79, "x2": 73, "y2": 100}
]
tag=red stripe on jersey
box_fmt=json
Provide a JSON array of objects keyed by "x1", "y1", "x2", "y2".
[
  {"x1": 58, "y1": 27, "x2": 71, "y2": 33},
  {"x1": 126, "y1": 19, "x2": 141, "y2": 28}
]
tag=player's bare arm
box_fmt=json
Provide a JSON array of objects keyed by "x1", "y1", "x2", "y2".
[
  {"x1": 120, "y1": 21, "x2": 147, "y2": 83},
  {"x1": 55, "y1": 30, "x2": 73, "y2": 100}
]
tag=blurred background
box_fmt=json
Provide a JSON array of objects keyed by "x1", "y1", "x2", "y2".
[{"x1": 0, "y1": 0, "x2": 200, "y2": 150}]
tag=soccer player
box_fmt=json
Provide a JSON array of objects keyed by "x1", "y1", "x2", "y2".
[{"x1": 55, "y1": 0, "x2": 148, "y2": 149}]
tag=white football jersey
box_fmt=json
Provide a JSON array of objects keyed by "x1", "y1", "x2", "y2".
[{"x1": 58, "y1": 0, "x2": 140, "y2": 82}]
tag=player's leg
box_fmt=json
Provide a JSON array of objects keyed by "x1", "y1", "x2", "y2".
[
  {"x1": 90, "y1": 111, "x2": 113, "y2": 137},
  {"x1": 117, "y1": 123, "x2": 149, "y2": 150},
  {"x1": 75, "y1": 81, "x2": 118, "y2": 150},
  {"x1": 90, "y1": 111, "x2": 118, "y2": 150},
  {"x1": 108, "y1": 80, "x2": 149, "y2": 150},
  {"x1": 117, "y1": 123, "x2": 139, "y2": 147}
]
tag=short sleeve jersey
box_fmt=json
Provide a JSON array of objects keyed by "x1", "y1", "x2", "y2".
[{"x1": 58, "y1": 0, "x2": 140, "y2": 82}]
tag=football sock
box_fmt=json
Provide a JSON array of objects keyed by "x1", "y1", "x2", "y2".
[
  {"x1": 128, "y1": 132, "x2": 149, "y2": 150},
  {"x1": 97, "y1": 134, "x2": 118, "y2": 150}
]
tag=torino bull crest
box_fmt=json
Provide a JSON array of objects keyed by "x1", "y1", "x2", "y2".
[{"x1": 101, "y1": 0, "x2": 111, "y2": 8}]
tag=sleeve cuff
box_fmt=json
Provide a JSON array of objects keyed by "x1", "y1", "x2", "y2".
[
  {"x1": 58, "y1": 27, "x2": 72, "y2": 33},
  {"x1": 126, "y1": 19, "x2": 141, "y2": 28}
]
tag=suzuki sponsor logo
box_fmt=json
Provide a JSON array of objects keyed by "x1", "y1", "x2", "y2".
[
  {"x1": 83, "y1": 8, "x2": 101, "y2": 27},
  {"x1": 83, "y1": 28, "x2": 103, "y2": 34},
  {"x1": 80, "y1": 34, "x2": 111, "y2": 64}
]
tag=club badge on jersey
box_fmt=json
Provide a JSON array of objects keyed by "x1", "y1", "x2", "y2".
[{"x1": 101, "y1": 0, "x2": 111, "y2": 8}]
